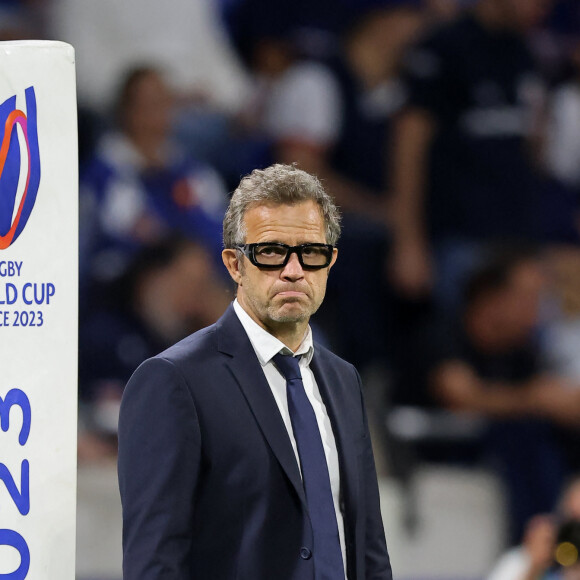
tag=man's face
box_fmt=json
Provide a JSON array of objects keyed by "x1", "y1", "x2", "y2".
[
  {"x1": 497, "y1": 261, "x2": 545, "y2": 344},
  {"x1": 126, "y1": 71, "x2": 174, "y2": 140},
  {"x1": 222, "y1": 200, "x2": 337, "y2": 335}
]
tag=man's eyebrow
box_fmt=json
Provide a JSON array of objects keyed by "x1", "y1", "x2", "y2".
[
  {"x1": 265, "y1": 242, "x2": 326, "y2": 246},
  {"x1": 251, "y1": 241, "x2": 329, "y2": 246}
]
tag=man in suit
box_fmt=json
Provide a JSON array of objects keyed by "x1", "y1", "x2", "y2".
[{"x1": 118, "y1": 163, "x2": 392, "y2": 579}]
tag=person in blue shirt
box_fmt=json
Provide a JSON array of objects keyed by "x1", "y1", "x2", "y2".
[{"x1": 80, "y1": 66, "x2": 228, "y2": 296}]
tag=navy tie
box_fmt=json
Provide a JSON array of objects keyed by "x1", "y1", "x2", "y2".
[{"x1": 273, "y1": 353, "x2": 345, "y2": 580}]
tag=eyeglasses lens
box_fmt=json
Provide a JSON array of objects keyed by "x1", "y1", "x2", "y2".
[{"x1": 254, "y1": 245, "x2": 330, "y2": 267}]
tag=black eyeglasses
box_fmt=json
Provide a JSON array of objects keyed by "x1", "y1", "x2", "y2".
[{"x1": 235, "y1": 243, "x2": 334, "y2": 270}]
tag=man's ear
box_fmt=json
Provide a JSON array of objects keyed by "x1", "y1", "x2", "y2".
[
  {"x1": 222, "y1": 249, "x2": 243, "y2": 285},
  {"x1": 327, "y1": 247, "x2": 338, "y2": 275}
]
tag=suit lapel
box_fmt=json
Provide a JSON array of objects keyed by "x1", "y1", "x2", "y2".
[
  {"x1": 310, "y1": 351, "x2": 360, "y2": 535},
  {"x1": 216, "y1": 305, "x2": 306, "y2": 506},
  {"x1": 214, "y1": 306, "x2": 360, "y2": 524}
]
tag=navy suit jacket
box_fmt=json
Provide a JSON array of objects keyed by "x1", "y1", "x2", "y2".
[{"x1": 118, "y1": 304, "x2": 392, "y2": 579}]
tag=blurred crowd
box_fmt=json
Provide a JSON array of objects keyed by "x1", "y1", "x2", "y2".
[{"x1": 5, "y1": 0, "x2": 580, "y2": 571}]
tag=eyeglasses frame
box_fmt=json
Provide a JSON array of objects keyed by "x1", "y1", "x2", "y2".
[{"x1": 235, "y1": 242, "x2": 335, "y2": 270}]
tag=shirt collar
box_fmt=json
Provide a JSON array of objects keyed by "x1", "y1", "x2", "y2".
[{"x1": 233, "y1": 299, "x2": 314, "y2": 366}]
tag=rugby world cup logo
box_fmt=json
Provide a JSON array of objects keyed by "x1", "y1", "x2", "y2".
[{"x1": 0, "y1": 87, "x2": 41, "y2": 249}]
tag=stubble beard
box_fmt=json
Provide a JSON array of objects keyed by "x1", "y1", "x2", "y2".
[
  {"x1": 237, "y1": 260, "x2": 327, "y2": 328},
  {"x1": 265, "y1": 294, "x2": 323, "y2": 324},
  {"x1": 267, "y1": 304, "x2": 311, "y2": 324}
]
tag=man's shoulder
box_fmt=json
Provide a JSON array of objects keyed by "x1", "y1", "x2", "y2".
[{"x1": 156, "y1": 323, "x2": 219, "y2": 366}]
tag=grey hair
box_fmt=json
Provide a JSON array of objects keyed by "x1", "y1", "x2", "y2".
[{"x1": 223, "y1": 164, "x2": 341, "y2": 248}]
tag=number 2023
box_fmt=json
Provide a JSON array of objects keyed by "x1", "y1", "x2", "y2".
[{"x1": 0, "y1": 389, "x2": 31, "y2": 579}]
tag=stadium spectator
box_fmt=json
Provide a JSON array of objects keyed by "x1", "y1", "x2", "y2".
[
  {"x1": 488, "y1": 476, "x2": 580, "y2": 580},
  {"x1": 390, "y1": 0, "x2": 553, "y2": 311},
  {"x1": 253, "y1": 3, "x2": 424, "y2": 374},
  {"x1": 79, "y1": 66, "x2": 228, "y2": 297},
  {"x1": 401, "y1": 248, "x2": 580, "y2": 542},
  {"x1": 78, "y1": 236, "x2": 231, "y2": 460}
]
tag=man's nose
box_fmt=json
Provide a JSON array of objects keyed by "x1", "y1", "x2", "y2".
[{"x1": 281, "y1": 252, "x2": 304, "y2": 280}]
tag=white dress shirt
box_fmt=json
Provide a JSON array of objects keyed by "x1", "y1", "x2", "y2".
[{"x1": 233, "y1": 299, "x2": 347, "y2": 575}]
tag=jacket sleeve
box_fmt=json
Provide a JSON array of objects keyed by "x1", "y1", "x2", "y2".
[{"x1": 118, "y1": 356, "x2": 201, "y2": 579}]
